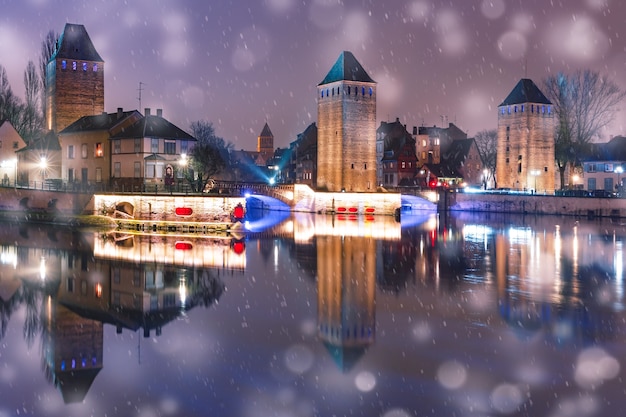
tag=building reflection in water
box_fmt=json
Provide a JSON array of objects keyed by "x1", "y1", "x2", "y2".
[{"x1": 0, "y1": 225, "x2": 243, "y2": 403}]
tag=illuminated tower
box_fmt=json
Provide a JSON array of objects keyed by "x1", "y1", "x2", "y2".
[
  {"x1": 496, "y1": 79, "x2": 555, "y2": 192},
  {"x1": 317, "y1": 51, "x2": 377, "y2": 192},
  {"x1": 46, "y1": 23, "x2": 104, "y2": 132},
  {"x1": 257, "y1": 122, "x2": 274, "y2": 159}
]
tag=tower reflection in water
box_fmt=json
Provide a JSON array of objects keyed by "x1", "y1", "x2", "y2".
[{"x1": 0, "y1": 225, "x2": 243, "y2": 403}]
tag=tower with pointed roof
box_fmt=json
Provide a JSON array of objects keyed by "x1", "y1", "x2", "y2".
[
  {"x1": 46, "y1": 23, "x2": 104, "y2": 133},
  {"x1": 257, "y1": 122, "x2": 274, "y2": 159},
  {"x1": 496, "y1": 79, "x2": 555, "y2": 192},
  {"x1": 317, "y1": 51, "x2": 376, "y2": 192}
]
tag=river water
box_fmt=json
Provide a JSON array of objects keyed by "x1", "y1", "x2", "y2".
[{"x1": 1, "y1": 211, "x2": 625, "y2": 417}]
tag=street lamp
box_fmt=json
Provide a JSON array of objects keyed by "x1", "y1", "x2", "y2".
[
  {"x1": 39, "y1": 156, "x2": 47, "y2": 188},
  {"x1": 179, "y1": 153, "x2": 188, "y2": 192}
]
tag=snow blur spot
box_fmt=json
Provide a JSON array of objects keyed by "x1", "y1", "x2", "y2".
[
  {"x1": 0, "y1": 410, "x2": 10, "y2": 417},
  {"x1": 552, "y1": 394, "x2": 599, "y2": 417},
  {"x1": 574, "y1": 347, "x2": 620, "y2": 389},
  {"x1": 231, "y1": 26, "x2": 272, "y2": 72},
  {"x1": 342, "y1": 11, "x2": 370, "y2": 46},
  {"x1": 497, "y1": 31, "x2": 527, "y2": 61},
  {"x1": 437, "y1": 360, "x2": 467, "y2": 390},
  {"x1": 0, "y1": 364, "x2": 16, "y2": 383},
  {"x1": 162, "y1": 13, "x2": 187, "y2": 35},
  {"x1": 25, "y1": 0, "x2": 47, "y2": 5},
  {"x1": 159, "y1": 397, "x2": 179, "y2": 415},
  {"x1": 0, "y1": 25, "x2": 28, "y2": 85},
  {"x1": 284, "y1": 344, "x2": 314, "y2": 374},
  {"x1": 547, "y1": 16, "x2": 610, "y2": 62},
  {"x1": 299, "y1": 318, "x2": 317, "y2": 336},
  {"x1": 265, "y1": 0, "x2": 296, "y2": 15},
  {"x1": 381, "y1": 408, "x2": 413, "y2": 417},
  {"x1": 461, "y1": 91, "x2": 491, "y2": 124},
  {"x1": 232, "y1": 48, "x2": 256, "y2": 72},
  {"x1": 435, "y1": 10, "x2": 468, "y2": 56},
  {"x1": 480, "y1": 0, "x2": 505, "y2": 20},
  {"x1": 511, "y1": 12, "x2": 535, "y2": 34},
  {"x1": 515, "y1": 363, "x2": 547, "y2": 385},
  {"x1": 122, "y1": 9, "x2": 140, "y2": 27},
  {"x1": 411, "y1": 320, "x2": 432, "y2": 343},
  {"x1": 161, "y1": 39, "x2": 191, "y2": 68},
  {"x1": 490, "y1": 383, "x2": 524, "y2": 414},
  {"x1": 406, "y1": 1, "x2": 431, "y2": 23},
  {"x1": 585, "y1": 0, "x2": 609, "y2": 11},
  {"x1": 354, "y1": 371, "x2": 376, "y2": 392},
  {"x1": 374, "y1": 72, "x2": 401, "y2": 107},
  {"x1": 309, "y1": 0, "x2": 344, "y2": 31},
  {"x1": 180, "y1": 85, "x2": 205, "y2": 110},
  {"x1": 137, "y1": 405, "x2": 160, "y2": 417}
]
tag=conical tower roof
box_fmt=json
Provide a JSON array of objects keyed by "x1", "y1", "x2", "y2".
[
  {"x1": 259, "y1": 122, "x2": 273, "y2": 137},
  {"x1": 52, "y1": 23, "x2": 103, "y2": 62},
  {"x1": 499, "y1": 78, "x2": 551, "y2": 106},
  {"x1": 319, "y1": 51, "x2": 375, "y2": 85}
]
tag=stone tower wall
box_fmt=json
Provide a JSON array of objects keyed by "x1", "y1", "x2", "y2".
[
  {"x1": 317, "y1": 81, "x2": 376, "y2": 192},
  {"x1": 47, "y1": 59, "x2": 104, "y2": 133},
  {"x1": 496, "y1": 105, "x2": 554, "y2": 192}
]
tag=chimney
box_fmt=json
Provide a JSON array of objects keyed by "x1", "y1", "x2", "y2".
[
  {"x1": 413, "y1": 126, "x2": 417, "y2": 135},
  {"x1": 145, "y1": 108, "x2": 151, "y2": 116},
  {"x1": 117, "y1": 107, "x2": 123, "y2": 118},
  {"x1": 156, "y1": 108, "x2": 163, "y2": 117}
]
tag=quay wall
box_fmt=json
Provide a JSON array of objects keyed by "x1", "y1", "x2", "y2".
[{"x1": 446, "y1": 192, "x2": 626, "y2": 218}]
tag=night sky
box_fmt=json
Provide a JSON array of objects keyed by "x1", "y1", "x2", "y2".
[{"x1": 1, "y1": 0, "x2": 625, "y2": 149}]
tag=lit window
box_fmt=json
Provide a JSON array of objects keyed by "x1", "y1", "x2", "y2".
[
  {"x1": 362, "y1": 87, "x2": 365, "y2": 95},
  {"x1": 92, "y1": 63, "x2": 98, "y2": 72},
  {"x1": 61, "y1": 60, "x2": 67, "y2": 70},
  {"x1": 82, "y1": 62, "x2": 87, "y2": 71},
  {"x1": 369, "y1": 87, "x2": 373, "y2": 96},
  {"x1": 402, "y1": 161, "x2": 406, "y2": 169},
  {"x1": 321, "y1": 90, "x2": 324, "y2": 98},
  {"x1": 72, "y1": 61, "x2": 77, "y2": 71},
  {"x1": 95, "y1": 143, "x2": 103, "y2": 158}
]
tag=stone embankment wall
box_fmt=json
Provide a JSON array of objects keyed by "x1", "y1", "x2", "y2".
[{"x1": 446, "y1": 192, "x2": 626, "y2": 218}]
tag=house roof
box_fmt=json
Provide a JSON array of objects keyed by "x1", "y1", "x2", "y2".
[
  {"x1": 17, "y1": 130, "x2": 61, "y2": 152},
  {"x1": 259, "y1": 122, "x2": 273, "y2": 138},
  {"x1": 380, "y1": 120, "x2": 416, "y2": 162},
  {"x1": 582, "y1": 136, "x2": 626, "y2": 162},
  {"x1": 60, "y1": 110, "x2": 139, "y2": 133},
  {"x1": 500, "y1": 78, "x2": 551, "y2": 106},
  {"x1": 319, "y1": 51, "x2": 375, "y2": 85},
  {"x1": 51, "y1": 23, "x2": 103, "y2": 62},
  {"x1": 109, "y1": 115, "x2": 195, "y2": 141},
  {"x1": 442, "y1": 138, "x2": 477, "y2": 167}
]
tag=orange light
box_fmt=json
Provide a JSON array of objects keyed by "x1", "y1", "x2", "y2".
[{"x1": 95, "y1": 283, "x2": 103, "y2": 298}]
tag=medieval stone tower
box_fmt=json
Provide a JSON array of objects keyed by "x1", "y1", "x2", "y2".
[
  {"x1": 257, "y1": 122, "x2": 274, "y2": 159},
  {"x1": 496, "y1": 79, "x2": 555, "y2": 192},
  {"x1": 46, "y1": 23, "x2": 104, "y2": 133},
  {"x1": 317, "y1": 51, "x2": 376, "y2": 192}
]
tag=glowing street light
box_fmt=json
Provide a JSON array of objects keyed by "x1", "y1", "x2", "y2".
[
  {"x1": 39, "y1": 156, "x2": 47, "y2": 187},
  {"x1": 615, "y1": 165, "x2": 623, "y2": 193}
]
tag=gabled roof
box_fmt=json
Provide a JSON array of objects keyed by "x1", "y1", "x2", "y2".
[
  {"x1": 500, "y1": 78, "x2": 551, "y2": 106},
  {"x1": 109, "y1": 115, "x2": 195, "y2": 141},
  {"x1": 60, "y1": 110, "x2": 139, "y2": 134},
  {"x1": 319, "y1": 51, "x2": 375, "y2": 85},
  {"x1": 582, "y1": 136, "x2": 626, "y2": 162},
  {"x1": 17, "y1": 130, "x2": 61, "y2": 152},
  {"x1": 442, "y1": 138, "x2": 477, "y2": 167},
  {"x1": 259, "y1": 122, "x2": 273, "y2": 138},
  {"x1": 51, "y1": 23, "x2": 103, "y2": 62}
]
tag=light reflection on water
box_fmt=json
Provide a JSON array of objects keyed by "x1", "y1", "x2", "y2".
[{"x1": 1, "y1": 212, "x2": 626, "y2": 416}]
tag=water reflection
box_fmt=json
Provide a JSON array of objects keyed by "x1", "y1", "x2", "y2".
[{"x1": 1, "y1": 212, "x2": 626, "y2": 415}]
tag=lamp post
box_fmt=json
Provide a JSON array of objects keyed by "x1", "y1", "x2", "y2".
[
  {"x1": 39, "y1": 156, "x2": 47, "y2": 189},
  {"x1": 179, "y1": 153, "x2": 188, "y2": 193}
]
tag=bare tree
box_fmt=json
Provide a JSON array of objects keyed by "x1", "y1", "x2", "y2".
[
  {"x1": 474, "y1": 129, "x2": 497, "y2": 188},
  {"x1": 0, "y1": 65, "x2": 22, "y2": 128},
  {"x1": 188, "y1": 121, "x2": 233, "y2": 192},
  {"x1": 21, "y1": 60, "x2": 43, "y2": 142},
  {"x1": 544, "y1": 70, "x2": 626, "y2": 189},
  {"x1": 39, "y1": 29, "x2": 58, "y2": 125}
]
